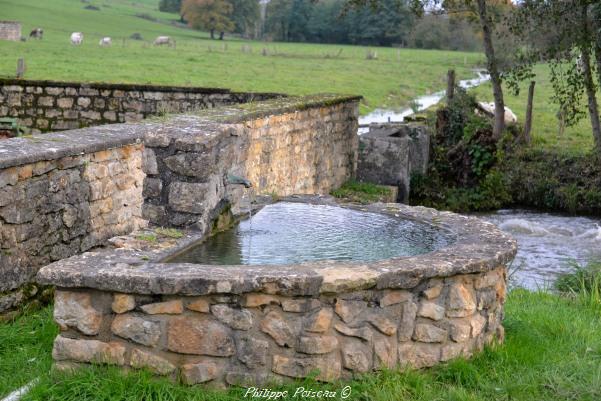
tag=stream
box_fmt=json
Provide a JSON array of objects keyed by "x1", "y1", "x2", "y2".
[
  {"x1": 358, "y1": 69, "x2": 490, "y2": 131},
  {"x1": 480, "y1": 210, "x2": 601, "y2": 290},
  {"x1": 357, "y1": 71, "x2": 601, "y2": 290}
]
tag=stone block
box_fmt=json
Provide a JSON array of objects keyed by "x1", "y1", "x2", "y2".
[
  {"x1": 281, "y1": 298, "x2": 320, "y2": 313},
  {"x1": 260, "y1": 311, "x2": 296, "y2": 347},
  {"x1": 57, "y1": 98, "x2": 74, "y2": 109},
  {"x1": 398, "y1": 342, "x2": 440, "y2": 369},
  {"x1": 398, "y1": 301, "x2": 417, "y2": 342},
  {"x1": 237, "y1": 335, "x2": 269, "y2": 368},
  {"x1": 304, "y1": 308, "x2": 333, "y2": 333},
  {"x1": 140, "y1": 300, "x2": 183, "y2": 315},
  {"x1": 52, "y1": 336, "x2": 125, "y2": 365},
  {"x1": 334, "y1": 299, "x2": 366, "y2": 324},
  {"x1": 334, "y1": 323, "x2": 372, "y2": 342},
  {"x1": 112, "y1": 294, "x2": 136, "y2": 313},
  {"x1": 187, "y1": 298, "x2": 210, "y2": 313},
  {"x1": 413, "y1": 323, "x2": 447, "y2": 343},
  {"x1": 130, "y1": 348, "x2": 175, "y2": 375},
  {"x1": 379, "y1": 290, "x2": 411, "y2": 307},
  {"x1": 167, "y1": 316, "x2": 235, "y2": 356},
  {"x1": 210, "y1": 304, "x2": 253, "y2": 330},
  {"x1": 111, "y1": 314, "x2": 161, "y2": 347},
  {"x1": 243, "y1": 293, "x2": 280, "y2": 307},
  {"x1": 298, "y1": 335, "x2": 339, "y2": 354},
  {"x1": 54, "y1": 291, "x2": 103, "y2": 335},
  {"x1": 272, "y1": 354, "x2": 341, "y2": 382},
  {"x1": 447, "y1": 283, "x2": 476, "y2": 318},
  {"x1": 418, "y1": 301, "x2": 445, "y2": 321},
  {"x1": 181, "y1": 361, "x2": 219, "y2": 384},
  {"x1": 168, "y1": 181, "x2": 215, "y2": 214},
  {"x1": 341, "y1": 339, "x2": 371, "y2": 373}
]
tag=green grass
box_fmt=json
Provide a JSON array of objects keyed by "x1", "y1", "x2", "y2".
[
  {"x1": 2, "y1": 290, "x2": 601, "y2": 400},
  {"x1": 331, "y1": 180, "x2": 395, "y2": 203},
  {"x1": 0, "y1": 306, "x2": 58, "y2": 397},
  {"x1": 0, "y1": 0, "x2": 483, "y2": 115},
  {"x1": 471, "y1": 64, "x2": 595, "y2": 155}
]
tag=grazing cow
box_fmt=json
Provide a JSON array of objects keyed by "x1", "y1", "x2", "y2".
[
  {"x1": 70, "y1": 32, "x2": 84, "y2": 46},
  {"x1": 29, "y1": 28, "x2": 43, "y2": 39},
  {"x1": 153, "y1": 36, "x2": 175, "y2": 47},
  {"x1": 99, "y1": 37, "x2": 112, "y2": 47}
]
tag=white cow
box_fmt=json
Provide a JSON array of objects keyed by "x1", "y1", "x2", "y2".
[
  {"x1": 99, "y1": 37, "x2": 112, "y2": 47},
  {"x1": 153, "y1": 36, "x2": 174, "y2": 47},
  {"x1": 70, "y1": 32, "x2": 84, "y2": 45},
  {"x1": 476, "y1": 102, "x2": 518, "y2": 125}
]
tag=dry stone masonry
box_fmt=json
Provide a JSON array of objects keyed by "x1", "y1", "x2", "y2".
[
  {"x1": 0, "y1": 79, "x2": 280, "y2": 133},
  {"x1": 0, "y1": 21, "x2": 21, "y2": 41},
  {"x1": 37, "y1": 200, "x2": 516, "y2": 385},
  {"x1": 0, "y1": 94, "x2": 360, "y2": 313}
]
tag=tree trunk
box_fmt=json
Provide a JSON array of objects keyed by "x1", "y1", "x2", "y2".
[
  {"x1": 219, "y1": 31, "x2": 224, "y2": 40},
  {"x1": 523, "y1": 81, "x2": 535, "y2": 144},
  {"x1": 581, "y1": 48, "x2": 601, "y2": 152},
  {"x1": 592, "y1": 4, "x2": 601, "y2": 86},
  {"x1": 476, "y1": 0, "x2": 505, "y2": 140},
  {"x1": 210, "y1": 29, "x2": 215, "y2": 40},
  {"x1": 580, "y1": 5, "x2": 601, "y2": 153}
]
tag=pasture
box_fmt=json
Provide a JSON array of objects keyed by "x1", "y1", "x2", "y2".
[
  {"x1": 0, "y1": 0, "x2": 596, "y2": 153},
  {"x1": 0, "y1": 0, "x2": 482, "y2": 117}
]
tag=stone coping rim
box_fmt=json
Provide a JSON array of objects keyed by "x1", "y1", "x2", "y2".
[
  {"x1": 0, "y1": 94, "x2": 361, "y2": 170},
  {"x1": 0, "y1": 77, "x2": 283, "y2": 96},
  {"x1": 36, "y1": 199, "x2": 517, "y2": 296}
]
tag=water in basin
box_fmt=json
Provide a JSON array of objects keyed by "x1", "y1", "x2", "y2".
[{"x1": 168, "y1": 202, "x2": 455, "y2": 265}]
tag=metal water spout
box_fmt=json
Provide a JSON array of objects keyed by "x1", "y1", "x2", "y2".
[{"x1": 226, "y1": 173, "x2": 253, "y2": 188}]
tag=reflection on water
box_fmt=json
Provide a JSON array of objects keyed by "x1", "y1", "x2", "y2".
[
  {"x1": 169, "y1": 202, "x2": 455, "y2": 265},
  {"x1": 480, "y1": 209, "x2": 601, "y2": 289}
]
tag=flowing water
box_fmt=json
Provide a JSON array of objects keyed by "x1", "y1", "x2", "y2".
[
  {"x1": 358, "y1": 70, "x2": 490, "y2": 132},
  {"x1": 169, "y1": 202, "x2": 455, "y2": 265},
  {"x1": 479, "y1": 209, "x2": 601, "y2": 289}
]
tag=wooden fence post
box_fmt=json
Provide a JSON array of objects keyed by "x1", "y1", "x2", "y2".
[
  {"x1": 16, "y1": 58, "x2": 26, "y2": 78},
  {"x1": 523, "y1": 80, "x2": 535, "y2": 143},
  {"x1": 447, "y1": 69, "x2": 456, "y2": 104}
]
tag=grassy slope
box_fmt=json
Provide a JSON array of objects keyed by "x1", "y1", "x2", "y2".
[
  {"x1": 1, "y1": 291, "x2": 600, "y2": 400},
  {"x1": 0, "y1": 0, "x2": 483, "y2": 115}
]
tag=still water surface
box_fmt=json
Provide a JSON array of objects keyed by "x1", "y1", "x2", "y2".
[{"x1": 169, "y1": 202, "x2": 455, "y2": 265}]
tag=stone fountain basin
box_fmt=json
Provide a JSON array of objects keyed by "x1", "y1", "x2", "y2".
[{"x1": 37, "y1": 198, "x2": 516, "y2": 386}]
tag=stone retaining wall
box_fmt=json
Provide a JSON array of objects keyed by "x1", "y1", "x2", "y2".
[
  {"x1": 50, "y1": 266, "x2": 506, "y2": 385},
  {"x1": 0, "y1": 95, "x2": 360, "y2": 313},
  {"x1": 143, "y1": 98, "x2": 359, "y2": 230},
  {"x1": 0, "y1": 143, "x2": 147, "y2": 312},
  {"x1": 0, "y1": 79, "x2": 280, "y2": 133}
]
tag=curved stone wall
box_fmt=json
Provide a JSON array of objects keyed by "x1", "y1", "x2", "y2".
[{"x1": 38, "y1": 200, "x2": 516, "y2": 385}]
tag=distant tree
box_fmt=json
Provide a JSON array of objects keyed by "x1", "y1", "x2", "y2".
[
  {"x1": 182, "y1": 0, "x2": 235, "y2": 39},
  {"x1": 159, "y1": 0, "x2": 185, "y2": 22},
  {"x1": 230, "y1": 0, "x2": 260, "y2": 38},
  {"x1": 264, "y1": 0, "x2": 293, "y2": 41},
  {"x1": 159, "y1": 0, "x2": 182, "y2": 12}
]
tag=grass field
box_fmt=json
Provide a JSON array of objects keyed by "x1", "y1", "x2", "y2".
[
  {"x1": 1, "y1": 0, "x2": 598, "y2": 153},
  {"x1": 471, "y1": 64, "x2": 595, "y2": 155},
  {"x1": 2, "y1": 290, "x2": 601, "y2": 401},
  {"x1": 0, "y1": 0, "x2": 483, "y2": 116}
]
